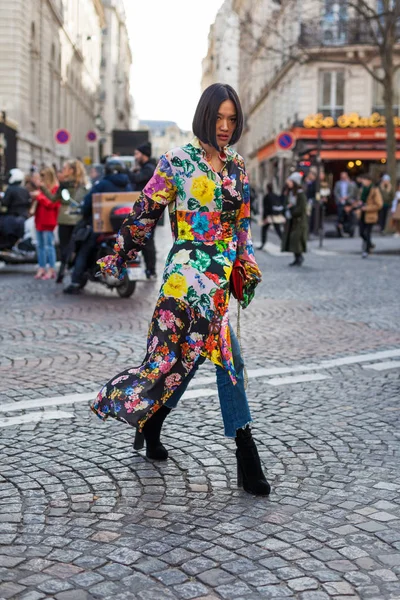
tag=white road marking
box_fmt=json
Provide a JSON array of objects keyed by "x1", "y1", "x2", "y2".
[
  {"x1": 1, "y1": 349, "x2": 399, "y2": 416},
  {"x1": 0, "y1": 411, "x2": 74, "y2": 428},
  {"x1": 0, "y1": 388, "x2": 217, "y2": 414},
  {"x1": 363, "y1": 361, "x2": 400, "y2": 372},
  {"x1": 190, "y1": 348, "x2": 400, "y2": 387},
  {"x1": 266, "y1": 373, "x2": 331, "y2": 386},
  {"x1": 319, "y1": 349, "x2": 400, "y2": 368},
  {"x1": 0, "y1": 392, "x2": 96, "y2": 413}
]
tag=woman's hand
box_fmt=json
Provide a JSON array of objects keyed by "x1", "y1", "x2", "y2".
[{"x1": 96, "y1": 254, "x2": 127, "y2": 281}]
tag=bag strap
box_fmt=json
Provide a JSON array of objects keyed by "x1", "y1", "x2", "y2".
[{"x1": 236, "y1": 301, "x2": 248, "y2": 390}]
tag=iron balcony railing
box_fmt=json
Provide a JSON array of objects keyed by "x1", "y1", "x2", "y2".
[{"x1": 299, "y1": 18, "x2": 400, "y2": 48}]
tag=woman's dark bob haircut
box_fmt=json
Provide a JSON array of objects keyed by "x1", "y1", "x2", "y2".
[{"x1": 192, "y1": 83, "x2": 244, "y2": 150}]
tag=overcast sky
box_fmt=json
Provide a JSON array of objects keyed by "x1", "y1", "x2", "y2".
[{"x1": 124, "y1": 1, "x2": 224, "y2": 131}]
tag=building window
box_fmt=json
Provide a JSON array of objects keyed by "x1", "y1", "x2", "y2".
[
  {"x1": 377, "y1": 0, "x2": 395, "y2": 13},
  {"x1": 318, "y1": 70, "x2": 344, "y2": 118},
  {"x1": 372, "y1": 68, "x2": 400, "y2": 116},
  {"x1": 30, "y1": 23, "x2": 38, "y2": 128},
  {"x1": 322, "y1": 0, "x2": 348, "y2": 44}
]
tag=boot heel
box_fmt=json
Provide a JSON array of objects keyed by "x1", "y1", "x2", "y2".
[
  {"x1": 133, "y1": 430, "x2": 144, "y2": 450},
  {"x1": 235, "y1": 427, "x2": 271, "y2": 496},
  {"x1": 237, "y1": 460, "x2": 243, "y2": 488}
]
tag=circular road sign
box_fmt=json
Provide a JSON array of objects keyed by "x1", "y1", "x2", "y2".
[
  {"x1": 86, "y1": 130, "x2": 97, "y2": 143},
  {"x1": 276, "y1": 131, "x2": 295, "y2": 151},
  {"x1": 55, "y1": 129, "x2": 71, "y2": 144}
]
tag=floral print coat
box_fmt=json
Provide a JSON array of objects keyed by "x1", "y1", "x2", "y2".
[{"x1": 91, "y1": 138, "x2": 261, "y2": 431}]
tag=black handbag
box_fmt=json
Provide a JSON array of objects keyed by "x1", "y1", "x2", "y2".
[{"x1": 72, "y1": 222, "x2": 93, "y2": 243}]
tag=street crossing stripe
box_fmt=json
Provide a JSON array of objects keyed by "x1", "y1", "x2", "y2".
[
  {"x1": 0, "y1": 388, "x2": 218, "y2": 414},
  {"x1": 189, "y1": 348, "x2": 400, "y2": 386},
  {"x1": 362, "y1": 360, "x2": 400, "y2": 371},
  {"x1": 266, "y1": 373, "x2": 331, "y2": 386},
  {"x1": 0, "y1": 348, "x2": 399, "y2": 416},
  {"x1": 0, "y1": 411, "x2": 74, "y2": 428}
]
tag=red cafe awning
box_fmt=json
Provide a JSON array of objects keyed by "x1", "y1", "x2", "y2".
[{"x1": 257, "y1": 126, "x2": 400, "y2": 162}]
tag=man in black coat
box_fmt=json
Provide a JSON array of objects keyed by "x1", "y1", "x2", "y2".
[
  {"x1": 0, "y1": 169, "x2": 31, "y2": 244},
  {"x1": 129, "y1": 143, "x2": 157, "y2": 278},
  {"x1": 258, "y1": 183, "x2": 284, "y2": 249},
  {"x1": 64, "y1": 160, "x2": 132, "y2": 294}
]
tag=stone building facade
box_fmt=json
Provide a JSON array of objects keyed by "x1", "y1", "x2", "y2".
[
  {"x1": 97, "y1": 0, "x2": 133, "y2": 158},
  {"x1": 0, "y1": 0, "x2": 106, "y2": 172},
  {"x1": 201, "y1": 0, "x2": 239, "y2": 92},
  {"x1": 231, "y1": 0, "x2": 400, "y2": 192}
]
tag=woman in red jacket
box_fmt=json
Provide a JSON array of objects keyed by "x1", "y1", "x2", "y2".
[{"x1": 32, "y1": 167, "x2": 60, "y2": 279}]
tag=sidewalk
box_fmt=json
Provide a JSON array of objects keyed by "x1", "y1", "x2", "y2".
[{"x1": 254, "y1": 218, "x2": 400, "y2": 257}]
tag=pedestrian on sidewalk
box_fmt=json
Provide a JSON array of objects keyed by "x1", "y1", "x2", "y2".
[
  {"x1": 390, "y1": 180, "x2": 400, "y2": 237},
  {"x1": 334, "y1": 172, "x2": 358, "y2": 237},
  {"x1": 129, "y1": 143, "x2": 157, "y2": 279},
  {"x1": 304, "y1": 170, "x2": 317, "y2": 236},
  {"x1": 37, "y1": 159, "x2": 88, "y2": 283},
  {"x1": 281, "y1": 172, "x2": 308, "y2": 266},
  {"x1": 378, "y1": 174, "x2": 394, "y2": 234},
  {"x1": 0, "y1": 168, "x2": 31, "y2": 244},
  {"x1": 31, "y1": 167, "x2": 60, "y2": 280},
  {"x1": 92, "y1": 83, "x2": 270, "y2": 497},
  {"x1": 258, "y1": 183, "x2": 284, "y2": 250},
  {"x1": 358, "y1": 173, "x2": 383, "y2": 258}
]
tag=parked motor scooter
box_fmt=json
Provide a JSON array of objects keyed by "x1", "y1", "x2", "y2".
[
  {"x1": 0, "y1": 216, "x2": 37, "y2": 264},
  {"x1": 64, "y1": 191, "x2": 144, "y2": 298}
]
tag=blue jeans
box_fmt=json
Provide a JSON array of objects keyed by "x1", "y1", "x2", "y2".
[
  {"x1": 166, "y1": 324, "x2": 252, "y2": 437},
  {"x1": 36, "y1": 230, "x2": 56, "y2": 269}
]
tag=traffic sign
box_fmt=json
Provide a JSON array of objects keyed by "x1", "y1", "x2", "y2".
[
  {"x1": 86, "y1": 130, "x2": 97, "y2": 143},
  {"x1": 55, "y1": 129, "x2": 70, "y2": 144},
  {"x1": 276, "y1": 131, "x2": 295, "y2": 151}
]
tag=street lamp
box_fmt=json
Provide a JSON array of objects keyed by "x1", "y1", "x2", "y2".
[{"x1": 95, "y1": 114, "x2": 106, "y2": 132}]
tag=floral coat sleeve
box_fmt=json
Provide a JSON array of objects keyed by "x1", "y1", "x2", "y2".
[{"x1": 97, "y1": 155, "x2": 176, "y2": 279}]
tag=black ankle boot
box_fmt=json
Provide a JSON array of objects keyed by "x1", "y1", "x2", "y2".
[
  {"x1": 56, "y1": 264, "x2": 65, "y2": 284},
  {"x1": 133, "y1": 405, "x2": 171, "y2": 460},
  {"x1": 235, "y1": 426, "x2": 271, "y2": 496}
]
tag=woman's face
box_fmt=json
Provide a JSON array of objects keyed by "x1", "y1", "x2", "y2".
[
  {"x1": 62, "y1": 163, "x2": 74, "y2": 180},
  {"x1": 286, "y1": 179, "x2": 294, "y2": 189},
  {"x1": 216, "y1": 99, "x2": 237, "y2": 148}
]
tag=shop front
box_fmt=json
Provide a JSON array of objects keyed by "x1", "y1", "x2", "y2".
[{"x1": 257, "y1": 112, "x2": 400, "y2": 195}]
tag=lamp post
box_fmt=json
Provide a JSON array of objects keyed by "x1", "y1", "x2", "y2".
[
  {"x1": 316, "y1": 130, "x2": 325, "y2": 248},
  {"x1": 0, "y1": 111, "x2": 6, "y2": 192}
]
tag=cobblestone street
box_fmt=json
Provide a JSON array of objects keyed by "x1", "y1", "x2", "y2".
[{"x1": 1, "y1": 226, "x2": 400, "y2": 600}]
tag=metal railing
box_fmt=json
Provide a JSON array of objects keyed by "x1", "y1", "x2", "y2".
[{"x1": 299, "y1": 18, "x2": 400, "y2": 48}]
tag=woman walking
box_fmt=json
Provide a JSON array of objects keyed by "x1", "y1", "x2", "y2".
[
  {"x1": 36, "y1": 160, "x2": 88, "y2": 283},
  {"x1": 32, "y1": 167, "x2": 60, "y2": 280},
  {"x1": 378, "y1": 174, "x2": 394, "y2": 234},
  {"x1": 358, "y1": 173, "x2": 383, "y2": 258},
  {"x1": 92, "y1": 84, "x2": 270, "y2": 496},
  {"x1": 282, "y1": 172, "x2": 308, "y2": 266}
]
